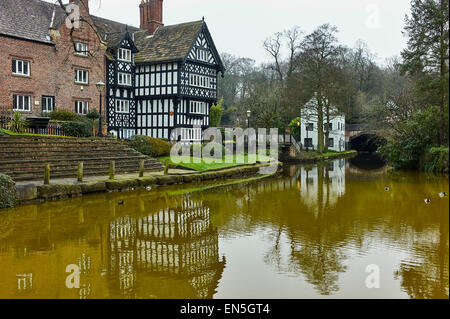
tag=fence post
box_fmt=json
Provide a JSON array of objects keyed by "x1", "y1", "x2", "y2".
[
  {"x1": 109, "y1": 161, "x2": 115, "y2": 180},
  {"x1": 44, "y1": 164, "x2": 50, "y2": 185},
  {"x1": 78, "y1": 162, "x2": 84, "y2": 182},
  {"x1": 164, "y1": 160, "x2": 169, "y2": 175},
  {"x1": 139, "y1": 159, "x2": 145, "y2": 178}
]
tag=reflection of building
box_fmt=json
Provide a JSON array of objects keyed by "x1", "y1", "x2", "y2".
[
  {"x1": 299, "y1": 160, "x2": 346, "y2": 210},
  {"x1": 300, "y1": 96, "x2": 346, "y2": 151},
  {"x1": 0, "y1": 193, "x2": 225, "y2": 299},
  {"x1": 108, "y1": 195, "x2": 225, "y2": 298}
]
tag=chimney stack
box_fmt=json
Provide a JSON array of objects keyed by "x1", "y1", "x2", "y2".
[
  {"x1": 140, "y1": 0, "x2": 164, "y2": 35},
  {"x1": 69, "y1": 0, "x2": 90, "y2": 14}
]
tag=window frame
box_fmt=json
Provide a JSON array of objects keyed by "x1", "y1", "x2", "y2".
[
  {"x1": 115, "y1": 99, "x2": 130, "y2": 113},
  {"x1": 117, "y1": 48, "x2": 132, "y2": 62},
  {"x1": 13, "y1": 94, "x2": 31, "y2": 112},
  {"x1": 75, "y1": 69, "x2": 89, "y2": 84},
  {"x1": 74, "y1": 42, "x2": 89, "y2": 56},
  {"x1": 12, "y1": 59, "x2": 30, "y2": 76},
  {"x1": 118, "y1": 72, "x2": 132, "y2": 86},
  {"x1": 42, "y1": 96, "x2": 55, "y2": 113},
  {"x1": 329, "y1": 138, "x2": 334, "y2": 148},
  {"x1": 304, "y1": 138, "x2": 313, "y2": 148},
  {"x1": 75, "y1": 100, "x2": 89, "y2": 115}
]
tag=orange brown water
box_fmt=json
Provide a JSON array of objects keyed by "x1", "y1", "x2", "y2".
[{"x1": 0, "y1": 157, "x2": 448, "y2": 299}]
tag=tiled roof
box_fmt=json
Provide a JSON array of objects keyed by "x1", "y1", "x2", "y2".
[
  {"x1": 0, "y1": 0, "x2": 63, "y2": 43},
  {"x1": 90, "y1": 15, "x2": 141, "y2": 47},
  {"x1": 0, "y1": 0, "x2": 221, "y2": 68},
  {"x1": 134, "y1": 20, "x2": 204, "y2": 63}
]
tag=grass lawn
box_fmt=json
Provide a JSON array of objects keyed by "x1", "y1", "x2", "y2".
[
  {"x1": 158, "y1": 154, "x2": 275, "y2": 171},
  {"x1": 297, "y1": 150, "x2": 357, "y2": 160},
  {"x1": 0, "y1": 129, "x2": 72, "y2": 138}
]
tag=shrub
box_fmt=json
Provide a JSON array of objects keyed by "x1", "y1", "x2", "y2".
[
  {"x1": 210, "y1": 99, "x2": 224, "y2": 127},
  {"x1": 49, "y1": 110, "x2": 76, "y2": 122},
  {"x1": 8, "y1": 112, "x2": 27, "y2": 133},
  {"x1": 62, "y1": 121, "x2": 92, "y2": 137},
  {"x1": 0, "y1": 174, "x2": 16, "y2": 209},
  {"x1": 128, "y1": 135, "x2": 171, "y2": 157},
  {"x1": 86, "y1": 109, "x2": 101, "y2": 120},
  {"x1": 422, "y1": 147, "x2": 449, "y2": 173},
  {"x1": 378, "y1": 106, "x2": 440, "y2": 169}
]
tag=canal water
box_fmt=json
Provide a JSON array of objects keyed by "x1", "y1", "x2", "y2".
[{"x1": 0, "y1": 156, "x2": 448, "y2": 299}]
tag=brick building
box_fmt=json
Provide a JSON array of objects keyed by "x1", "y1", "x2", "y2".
[{"x1": 0, "y1": 0, "x2": 224, "y2": 141}]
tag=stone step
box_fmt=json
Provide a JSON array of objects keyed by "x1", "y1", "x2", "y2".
[
  {"x1": 0, "y1": 151, "x2": 143, "y2": 159},
  {"x1": 0, "y1": 136, "x2": 120, "y2": 143},
  {"x1": 0, "y1": 144, "x2": 132, "y2": 151},
  {"x1": 0, "y1": 155, "x2": 151, "y2": 166},
  {"x1": 0, "y1": 135, "x2": 164, "y2": 181},
  {"x1": 1, "y1": 161, "x2": 164, "y2": 180},
  {"x1": 6, "y1": 165, "x2": 164, "y2": 181}
]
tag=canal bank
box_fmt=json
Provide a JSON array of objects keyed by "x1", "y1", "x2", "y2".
[
  {"x1": 8, "y1": 162, "x2": 281, "y2": 207},
  {"x1": 280, "y1": 149, "x2": 358, "y2": 164}
]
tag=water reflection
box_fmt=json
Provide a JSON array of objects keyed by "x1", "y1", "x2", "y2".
[
  {"x1": 0, "y1": 157, "x2": 448, "y2": 299},
  {"x1": 0, "y1": 193, "x2": 225, "y2": 299}
]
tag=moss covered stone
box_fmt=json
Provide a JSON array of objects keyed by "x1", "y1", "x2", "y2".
[
  {"x1": 80, "y1": 181, "x2": 107, "y2": 194},
  {"x1": 138, "y1": 176, "x2": 157, "y2": 187},
  {"x1": 37, "y1": 184, "x2": 82, "y2": 199},
  {"x1": 0, "y1": 174, "x2": 17, "y2": 209},
  {"x1": 105, "y1": 179, "x2": 139, "y2": 191}
]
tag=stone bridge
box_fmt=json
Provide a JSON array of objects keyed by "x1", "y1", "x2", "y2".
[{"x1": 345, "y1": 124, "x2": 383, "y2": 152}]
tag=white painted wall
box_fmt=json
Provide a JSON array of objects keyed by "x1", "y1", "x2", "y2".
[{"x1": 300, "y1": 99, "x2": 346, "y2": 151}]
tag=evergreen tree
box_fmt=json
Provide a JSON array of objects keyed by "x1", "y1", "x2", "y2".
[{"x1": 402, "y1": 0, "x2": 449, "y2": 145}]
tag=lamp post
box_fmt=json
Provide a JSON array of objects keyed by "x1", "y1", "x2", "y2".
[
  {"x1": 297, "y1": 121, "x2": 301, "y2": 143},
  {"x1": 96, "y1": 80, "x2": 105, "y2": 137},
  {"x1": 246, "y1": 110, "x2": 251, "y2": 129}
]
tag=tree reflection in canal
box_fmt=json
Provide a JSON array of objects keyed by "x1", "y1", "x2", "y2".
[{"x1": 0, "y1": 156, "x2": 448, "y2": 299}]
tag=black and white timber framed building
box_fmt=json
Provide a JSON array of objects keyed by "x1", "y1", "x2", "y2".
[{"x1": 105, "y1": 20, "x2": 225, "y2": 142}]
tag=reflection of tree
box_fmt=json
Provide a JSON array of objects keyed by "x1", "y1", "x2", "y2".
[
  {"x1": 107, "y1": 195, "x2": 226, "y2": 299},
  {"x1": 394, "y1": 212, "x2": 449, "y2": 299}
]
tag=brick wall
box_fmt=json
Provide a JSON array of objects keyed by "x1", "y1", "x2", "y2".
[{"x1": 0, "y1": 6, "x2": 106, "y2": 118}]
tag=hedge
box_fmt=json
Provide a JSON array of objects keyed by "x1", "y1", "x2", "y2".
[{"x1": 127, "y1": 135, "x2": 171, "y2": 157}]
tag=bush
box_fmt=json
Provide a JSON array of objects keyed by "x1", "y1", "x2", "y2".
[
  {"x1": 8, "y1": 112, "x2": 27, "y2": 133},
  {"x1": 86, "y1": 109, "x2": 101, "y2": 120},
  {"x1": 378, "y1": 106, "x2": 440, "y2": 169},
  {"x1": 210, "y1": 99, "x2": 224, "y2": 127},
  {"x1": 127, "y1": 135, "x2": 171, "y2": 157},
  {"x1": 49, "y1": 110, "x2": 76, "y2": 122},
  {"x1": 421, "y1": 147, "x2": 449, "y2": 173},
  {"x1": 0, "y1": 174, "x2": 16, "y2": 209},
  {"x1": 62, "y1": 121, "x2": 92, "y2": 137}
]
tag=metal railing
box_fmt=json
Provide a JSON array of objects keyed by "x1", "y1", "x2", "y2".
[{"x1": 0, "y1": 116, "x2": 67, "y2": 136}]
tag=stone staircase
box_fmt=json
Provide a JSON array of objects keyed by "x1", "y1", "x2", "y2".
[{"x1": 0, "y1": 135, "x2": 164, "y2": 181}]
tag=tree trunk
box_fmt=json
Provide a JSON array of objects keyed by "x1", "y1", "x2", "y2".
[
  {"x1": 439, "y1": 0, "x2": 448, "y2": 145},
  {"x1": 324, "y1": 103, "x2": 330, "y2": 152},
  {"x1": 317, "y1": 97, "x2": 324, "y2": 153}
]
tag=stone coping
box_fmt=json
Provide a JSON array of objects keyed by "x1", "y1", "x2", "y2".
[{"x1": 14, "y1": 163, "x2": 281, "y2": 205}]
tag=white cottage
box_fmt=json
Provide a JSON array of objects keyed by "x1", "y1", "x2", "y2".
[{"x1": 300, "y1": 97, "x2": 346, "y2": 152}]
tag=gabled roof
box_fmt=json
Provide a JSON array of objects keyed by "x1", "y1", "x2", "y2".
[
  {"x1": 134, "y1": 20, "x2": 204, "y2": 64},
  {"x1": 91, "y1": 15, "x2": 141, "y2": 48},
  {"x1": 0, "y1": 0, "x2": 63, "y2": 44},
  {"x1": 0, "y1": 0, "x2": 139, "y2": 46},
  {"x1": 134, "y1": 20, "x2": 225, "y2": 73},
  {"x1": 0, "y1": 0, "x2": 225, "y2": 73}
]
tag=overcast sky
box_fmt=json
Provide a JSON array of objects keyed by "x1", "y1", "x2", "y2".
[{"x1": 61, "y1": 0, "x2": 412, "y2": 65}]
